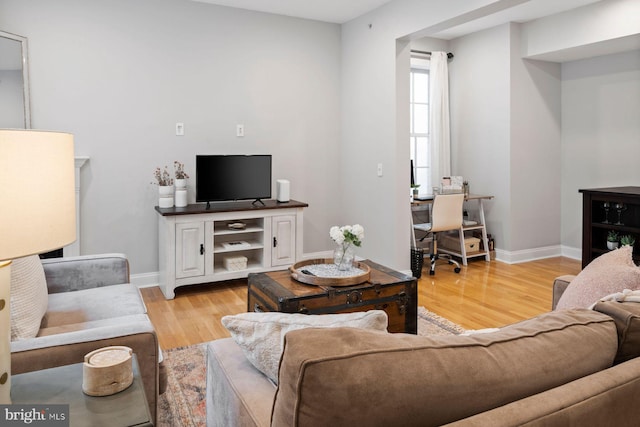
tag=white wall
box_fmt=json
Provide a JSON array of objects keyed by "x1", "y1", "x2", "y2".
[
  {"x1": 449, "y1": 24, "x2": 511, "y2": 251},
  {"x1": 0, "y1": 0, "x2": 342, "y2": 276},
  {"x1": 522, "y1": 0, "x2": 640, "y2": 62},
  {"x1": 341, "y1": 0, "x2": 499, "y2": 271},
  {"x1": 509, "y1": 23, "x2": 562, "y2": 255},
  {"x1": 561, "y1": 50, "x2": 640, "y2": 251}
]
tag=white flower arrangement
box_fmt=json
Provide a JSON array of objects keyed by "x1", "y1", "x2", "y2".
[{"x1": 330, "y1": 224, "x2": 364, "y2": 248}]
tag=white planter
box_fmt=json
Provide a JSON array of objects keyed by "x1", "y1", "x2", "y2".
[
  {"x1": 159, "y1": 197, "x2": 174, "y2": 208},
  {"x1": 175, "y1": 179, "x2": 187, "y2": 190},
  {"x1": 607, "y1": 241, "x2": 619, "y2": 250},
  {"x1": 175, "y1": 189, "x2": 188, "y2": 207},
  {"x1": 158, "y1": 185, "x2": 174, "y2": 208},
  {"x1": 158, "y1": 185, "x2": 174, "y2": 197}
]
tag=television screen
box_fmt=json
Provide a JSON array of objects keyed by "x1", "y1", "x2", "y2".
[{"x1": 196, "y1": 155, "x2": 272, "y2": 203}]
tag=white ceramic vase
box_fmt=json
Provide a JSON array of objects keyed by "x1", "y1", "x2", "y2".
[
  {"x1": 175, "y1": 179, "x2": 187, "y2": 190},
  {"x1": 158, "y1": 185, "x2": 174, "y2": 208},
  {"x1": 175, "y1": 188, "x2": 188, "y2": 208}
]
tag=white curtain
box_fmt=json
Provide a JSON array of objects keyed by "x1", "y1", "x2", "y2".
[{"x1": 429, "y1": 52, "x2": 451, "y2": 187}]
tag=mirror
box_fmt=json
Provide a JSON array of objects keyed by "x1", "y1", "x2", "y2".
[{"x1": 0, "y1": 31, "x2": 31, "y2": 128}]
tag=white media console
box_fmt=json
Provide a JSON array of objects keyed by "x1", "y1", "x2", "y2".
[{"x1": 155, "y1": 199, "x2": 307, "y2": 299}]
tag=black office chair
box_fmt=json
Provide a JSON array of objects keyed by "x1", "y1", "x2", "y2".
[{"x1": 413, "y1": 193, "x2": 465, "y2": 275}]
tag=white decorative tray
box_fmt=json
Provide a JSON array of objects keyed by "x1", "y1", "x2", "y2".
[{"x1": 289, "y1": 258, "x2": 371, "y2": 286}]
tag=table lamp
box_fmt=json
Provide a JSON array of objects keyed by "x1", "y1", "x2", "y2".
[{"x1": 0, "y1": 129, "x2": 76, "y2": 403}]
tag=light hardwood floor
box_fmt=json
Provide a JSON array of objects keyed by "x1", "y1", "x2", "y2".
[{"x1": 140, "y1": 256, "x2": 581, "y2": 350}]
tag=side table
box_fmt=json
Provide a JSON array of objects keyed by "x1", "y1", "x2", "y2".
[{"x1": 10, "y1": 355, "x2": 152, "y2": 427}]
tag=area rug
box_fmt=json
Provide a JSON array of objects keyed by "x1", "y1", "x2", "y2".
[
  {"x1": 417, "y1": 306, "x2": 466, "y2": 335},
  {"x1": 157, "y1": 343, "x2": 208, "y2": 427},
  {"x1": 156, "y1": 307, "x2": 464, "y2": 426}
]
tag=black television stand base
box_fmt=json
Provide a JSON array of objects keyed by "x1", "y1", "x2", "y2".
[{"x1": 252, "y1": 199, "x2": 266, "y2": 207}]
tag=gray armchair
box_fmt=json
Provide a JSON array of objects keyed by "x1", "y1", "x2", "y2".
[{"x1": 10, "y1": 254, "x2": 161, "y2": 424}]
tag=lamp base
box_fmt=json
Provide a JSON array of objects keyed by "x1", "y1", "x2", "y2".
[{"x1": 0, "y1": 260, "x2": 11, "y2": 404}]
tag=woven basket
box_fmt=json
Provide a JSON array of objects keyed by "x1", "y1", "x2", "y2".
[{"x1": 410, "y1": 247, "x2": 424, "y2": 279}]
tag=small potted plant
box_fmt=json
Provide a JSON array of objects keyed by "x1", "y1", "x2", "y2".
[
  {"x1": 174, "y1": 161, "x2": 189, "y2": 189},
  {"x1": 152, "y1": 166, "x2": 174, "y2": 208},
  {"x1": 620, "y1": 235, "x2": 636, "y2": 247},
  {"x1": 607, "y1": 230, "x2": 619, "y2": 250},
  {"x1": 411, "y1": 184, "x2": 420, "y2": 198}
]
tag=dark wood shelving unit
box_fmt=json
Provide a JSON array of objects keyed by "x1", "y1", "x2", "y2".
[{"x1": 580, "y1": 186, "x2": 640, "y2": 268}]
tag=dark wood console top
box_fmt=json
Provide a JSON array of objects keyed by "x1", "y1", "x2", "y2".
[
  {"x1": 155, "y1": 199, "x2": 308, "y2": 216},
  {"x1": 579, "y1": 186, "x2": 640, "y2": 196}
]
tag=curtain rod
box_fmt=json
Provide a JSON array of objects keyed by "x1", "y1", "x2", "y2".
[{"x1": 410, "y1": 49, "x2": 454, "y2": 59}]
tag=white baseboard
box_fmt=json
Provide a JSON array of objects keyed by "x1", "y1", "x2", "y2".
[
  {"x1": 302, "y1": 250, "x2": 334, "y2": 260},
  {"x1": 494, "y1": 245, "x2": 582, "y2": 264},
  {"x1": 131, "y1": 271, "x2": 159, "y2": 288},
  {"x1": 560, "y1": 245, "x2": 582, "y2": 261},
  {"x1": 132, "y1": 246, "x2": 583, "y2": 288}
]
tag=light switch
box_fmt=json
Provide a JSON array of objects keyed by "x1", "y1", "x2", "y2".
[
  {"x1": 377, "y1": 163, "x2": 383, "y2": 177},
  {"x1": 236, "y1": 124, "x2": 244, "y2": 137},
  {"x1": 175, "y1": 122, "x2": 184, "y2": 136}
]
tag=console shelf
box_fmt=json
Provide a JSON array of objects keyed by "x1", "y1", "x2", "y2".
[
  {"x1": 580, "y1": 187, "x2": 640, "y2": 268},
  {"x1": 156, "y1": 199, "x2": 308, "y2": 299}
]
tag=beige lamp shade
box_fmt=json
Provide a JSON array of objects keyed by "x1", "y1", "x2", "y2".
[{"x1": 0, "y1": 130, "x2": 76, "y2": 260}]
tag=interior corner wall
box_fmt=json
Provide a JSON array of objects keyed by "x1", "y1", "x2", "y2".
[
  {"x1": 449, "y1": 24, "x2": 512, "y2": 252},
  {"x1": 509, "y1": 23, "x2": 561, "y2": 253},
  {"x1": 340, "y1": 17, "x2": 407, "y2": 270},
  {"x1": 0, "y1": 0, "x2": 342, "y2": 275},
  {"x1": 340, "y1": 0, "x2": 502, "y2": 272},
  {"x1": 561, "y1": 50, "x2": 640, "y2": 250}
]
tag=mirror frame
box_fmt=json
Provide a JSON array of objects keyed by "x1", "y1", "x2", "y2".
[{"x1": 0, "y1": 30, "x2": 31, "y2": 129}]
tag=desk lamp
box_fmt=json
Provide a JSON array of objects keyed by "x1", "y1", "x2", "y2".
[{"x1": 0, "y1": 129, "x2": 76, "y2": 403}]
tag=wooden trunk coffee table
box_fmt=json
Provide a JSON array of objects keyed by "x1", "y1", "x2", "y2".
[{"x1": 247, "y1": 260, "x2": 417, "y2": 333}]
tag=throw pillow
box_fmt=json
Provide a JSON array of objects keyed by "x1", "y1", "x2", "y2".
[
  {"x1": 556, "y1": 246, "x2": 640, "y2": 310},
  {"x1": 10, "y1": 255, "x2": 49, "y2": 340},
  {"x1": 221, "y1": 310, "x2": 388, "y2": 384}
]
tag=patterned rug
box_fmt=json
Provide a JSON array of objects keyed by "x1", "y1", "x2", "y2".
[
  {"x1": 156, "y1": 307, "x2": 463, "y2": 426},
  {"x1": 157, "y1": 344, "x2": 208, "y2": 427}
]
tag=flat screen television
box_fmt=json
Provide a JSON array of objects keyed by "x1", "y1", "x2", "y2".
[{"x1": 196, "y1": 155, "x2": 272, "y2": 206}]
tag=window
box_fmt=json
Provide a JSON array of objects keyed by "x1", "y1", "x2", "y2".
[{"x1": 410, "y1": 63, "x2": 429, "y2": 193}]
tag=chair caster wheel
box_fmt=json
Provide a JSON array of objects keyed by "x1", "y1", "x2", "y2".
[
  {"x1": 429, "y1": 270, "x2": 435, "y2": 276},
  {"x1": 454, "y1": 267, "x2": 461, "y2": 273}
]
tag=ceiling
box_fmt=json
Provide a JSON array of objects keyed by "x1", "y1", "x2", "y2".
[
  {"x1": 191, "y1": 0, "x2": 395, "y2": 24},
  {"x1": 191, "y1": 0, "x2": 601, "y2": 27},
  {"x1": 191, "y1": 0, "x2": 638, "y2": 62}
]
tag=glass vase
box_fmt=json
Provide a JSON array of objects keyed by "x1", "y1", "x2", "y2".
[{"x1": 334, "y1": 244, "x2": 355, "y2": 271}]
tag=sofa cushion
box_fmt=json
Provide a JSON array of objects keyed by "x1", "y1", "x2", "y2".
[
  {"x1": 272, "y1": 309, "x2": 617, "y2": 427},
  {"x1": 206, "y1": 338, "x2": 275, "y2": 427},
  {"x1": 41, "y1": 284, "x2": 146, "y2": 329},
  {"x1": 593, "y1": 300, "x2": 640, "y2": 365},
  {"x1": 221, "y1": 310, "x2": 388, "y2": 384},
  {"x1": 556, "y1": 246, "x2": 640, "y2": 310},
  {"x1": 10, "y1": 255, "x2": 48, "y2": 340}
]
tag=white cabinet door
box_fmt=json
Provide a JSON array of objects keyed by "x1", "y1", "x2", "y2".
[
  {"x1": 271, "y1": 215, "x2": 296, "y2": 267},
  {"x1": 176, "y1": 222, "x2": 205, "y2": 278}
]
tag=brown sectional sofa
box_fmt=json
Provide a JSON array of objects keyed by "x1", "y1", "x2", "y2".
[{"x1": 207, "y1": 277, "x2": 640, "y2": 426}]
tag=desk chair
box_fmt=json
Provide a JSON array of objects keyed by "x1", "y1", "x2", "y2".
[{"x1": 413, "y1": 193, "x2": 465, "y2": 275}]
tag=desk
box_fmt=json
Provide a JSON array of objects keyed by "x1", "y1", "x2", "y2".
[{"x1": 411, "y1": 193, "x2": 494, "y2": 266}]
